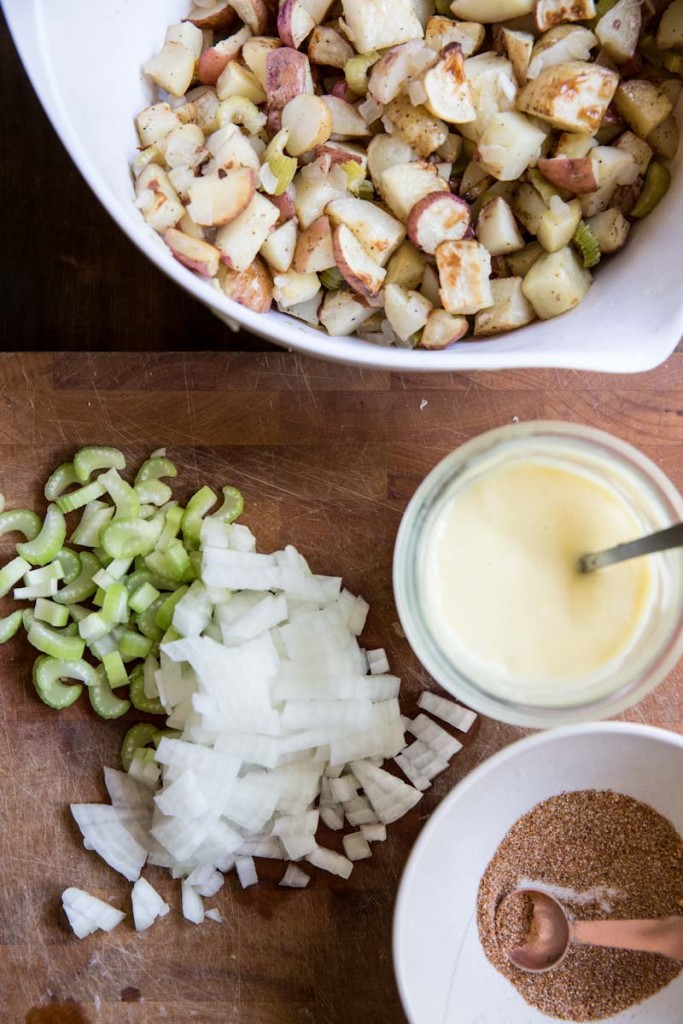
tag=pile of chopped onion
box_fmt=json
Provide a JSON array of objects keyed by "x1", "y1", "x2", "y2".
[{"x1": 0, "y1": 446, "x2": 476, "y2": 934}]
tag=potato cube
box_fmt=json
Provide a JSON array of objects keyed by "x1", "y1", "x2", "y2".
[
  {"x1": 425, "y1": 17, "x2": 485, "y2": 56},
  {"x1": 522, "y1": 246, "x2": 591, "y2": 319},
  {"x1": 341, "y1": 0, "x2": 423, "y2": 52},
  {"x1": 449, "y1": 0, "x2": 534, "y2": 21},
  {"x1": 586, "y1": 208, "x2": 630, "y2": 254},
  {"x1": 135, "y1": 165, "x2": 185, "y2": 233},
  {"x1": 474, "y1": 277, "x2": 536, "y2": 335},
  {"x1": 656, "y1": 0, "x2": 683, "y2": 51},
  {"x1": 436, "y1": 240, "x2": 493, "y2": 314},
  {"x1": 476, "y1": 112, "x2": 546, "y2": 181},
  {"x1": 384, "y1": 284, "x2": 433, "y2": 341},
  {"x1": 614, "y1": 132, "x2": 653, "y2": 176},
  {"x1": 380, "y1": 161, "x2": 449, "y2": 222},
  {"x1": 518, "y1": 61, "x2": 619, "y2": 135},
  {"x1": 537, "y1": 197, "x2": 582, "y2": 253},
  {"x1": 385, "y1": 95, "x2": 448, "y2": 159},
  {"x1": 613, "y1": 80, "x2": 673, "y2": 140},
  {"x1": 136, "y1": 103, "x2": 181, "y2": 147},
  {"x1": 510, "y1": 182, "x2": 547, "y2": 235},
  {"x1": 476, "y1": 197, "x2": 525, "y2": 255},
  {"x1": 215, "y1": 193, "x2": 280, "y2": 272},
  {"x1": 144, "y1": 42, "x2": 196, "y2": 98},
  {"x1": 459, "y1": 53, "x2": 517, "y2": 142}
]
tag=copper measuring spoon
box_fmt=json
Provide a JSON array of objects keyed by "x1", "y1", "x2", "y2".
[{"x1": 502, "y1": 888, "x2": 683, "y2": 973}]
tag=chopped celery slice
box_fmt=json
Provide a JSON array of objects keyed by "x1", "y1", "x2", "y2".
[
  {"x1": 99, "y1": 468, "x2": 141, "y2": 520},
  {"x1": 0, "y1": 556, "x2": 32, "y2": 598},
  {"x1": 88, "y1": 632, "x2": 119, "y2": 661},
  {"x1": 73, "y1": 446, "x2": 126, "y2": 483},
  {"x1": 134, "y1": 480, "x2": 173, "y2": 506},
  {"x1": 344, "y1": 51, "x2": 380, "y2": 95},
  {"x1": 24, "y1": 563, "x2": 64, "y2": 585},
  {"x1": 129, "y1": 665, "x2": 165, "y2": 715},
  {"x1": 89, "y1": 668, "x2": 131, "y2": 719},
  {"x1": 136, "y1": 597, "x2": 166, "y2": 642},
  {"x1": 135, "y1": 456, "x2": 178, "y2": 485},
  {"x1": 53, "y1": 551, "x2": 100, "y2": 605},
  {"x1": 100, "y1": 517, "x2": 162, "y2": 559},
  {"x1": 121, "y1": 722, "x2": 162, "y2": 772},
  {"x1": 102, "y1": 650, "x2": 128, "y2": 689},
  {"x1": 14, "y1": 578, "x2": 59, "y2": 601},
  {"x1": 0, "y1": 509, "x2": 41, "y2": 541},
  {"x1": 573, "y1": 221, "x2": 601, "y2": 269},
  {"x1": 264, "y1": 130, "x2": 297, "y2": 195},
  {"x1": 0, "y1": 610, "x2": 23, "y2": 644},
  {"x1": 320, "y1": 268, "x2": 345, "y2": 292},
  {"x1": 28, "y1": 620, "x2": 86, "y2": 661},
  {"x1": 17, "y1": 505, "x2": 67, "y2": 567},
  {"x1": 54, "y1": 549, "x2": 81, "y2": 585},
  {"x1": 157, "y1": 504, "x2": 184, "y2": 552},
  {"x1": 34, "y1": 599, "x2": 70, "y2": 628},
  {"x1": 70, "y1": 502, "x2": 115, "y2": 548},
  {"x1": 181, "y1": 487, "x2": 217, "y2": 549},
  {"x1": 93, "y1": 587, "x2": 106, "y2": 607},
  {"x1": 33, "y1": 655, "x2": 99, "y2": 710},
  {"x1": 102, "y1": 583, "x2": 129, "y2": 624},
  {"x1": 632, "y1": 162, "x2": 671, "y2": 219},
  {"x1": 117, "y1": 629, "x2": 153, "y2": 660},
  {"x1": 146, "y1": 540, "x2": 193, "y2": 582},
  {"x1": 128, "y1": 581, "x2": 161, "y2": 614},
  {"x1": 44, "y1": 462, "x2": 80, "y2": 501},
  {"x1": 57, "y1": 480, "x2": 107, "y2": 514},
  {"x1": 78, "y1": 612, "x2": 111, "y2": 642},
  {"x1": 213, "y1": 486, "x2": 244, "y2": 524},
  {"x1": 155, "y1": 586, "x2": 189, "y2": 632}
]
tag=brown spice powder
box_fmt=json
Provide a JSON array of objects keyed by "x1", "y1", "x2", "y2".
[{"x1": 477, "y1": 790, "x2": 683, "y2": 1021}]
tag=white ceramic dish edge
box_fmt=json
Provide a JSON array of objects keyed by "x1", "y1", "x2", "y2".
[{"x1": 4, "y1": 0, "x2": 683, "y2": 373}]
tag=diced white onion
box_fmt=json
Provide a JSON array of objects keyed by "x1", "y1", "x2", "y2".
[{"x1": 417, "y1": 692, "x2": 477, "y2": 732}]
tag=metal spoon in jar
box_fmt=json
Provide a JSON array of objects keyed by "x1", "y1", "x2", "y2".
[
  {"x1": 501, "y1": 888, "x2": 683, "y2": 973},
  {"x1": 578, "y1": 522, "x2": 683, "y2": 574}
]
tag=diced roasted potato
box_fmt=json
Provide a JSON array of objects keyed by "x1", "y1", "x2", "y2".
[
  {"x1": 215, "y1": 192, "x2": 280, "y2": 271},
  {"x1": 322, "y1": 96, "x2": 371, "y2": 138},
  {"x1": 266, "y1": 48, "x2": 314, "y2": 110},
  {"x1": 419, "y1": 309, "x2": 469, "y2": 348},
  {"x1": 207, "y1": 124, "x2": 261, "y2": 174},
  {"x1": 476, "y1": 196, "x2": 525, "y2": 255},
  {"x1": 166, "y1": 22, "x2": 204, "y2": 59},
  {"x1": 144, "y1": 42, "x2": 196, "y2": 98},
  {"x1": 282, "y1": 95, "x2": 334, "y2": 156},
  {"x1": 614, "y1": 132, "x2": 653, "y2": 176},
  {"x1": 385, "y1": 95, "x2": 448, "y2": 157},
  {"x1": 135, "y1": 164, "x2": 185, "y2": 233},
  {"x1": 198, "y1": 30, "x2": 252, "y2": 87},
  {"x1": 518, "y1": 61, "x2": 619, "y2": 135},
  {"x1": 380, "y1": 161, "x2": 450, "y2": 221},
  {"x1": 407, "y1": 193, "x2": 471, "y2": 254},
  {"x1": 218, "y1": 257, "x2": 273, "y2": 313},
  {"x1": 273, "y1": 270, "x2": 321, "y2": 308},
  {"x1": 187, "y1": 1, "x2": 236, "y2": 31},
  {"x1": 475, "y1": 111, "x2": 546, "y2": 180},
  {"x1": 613, "y1": 80, "x2": 673, "y2": 140},
  {"x1": 293, "y1": 163, "x2": 347, "y2": 228},
  {"x1": 647, "y1": 116, "x2": 680, "y2": 161},
  {"x1": 136, "y1": 103, "x2": 182, "y2": 147},
  {"x1": 459, "y1": 53, "x2": 518, "y2": 142},
  {"x1": 422, "y1": 44, "x2": 476, "y2": 124},
  {"x1": 528, "y1": 27, "x2": 597, "y2": 81},
  {"x1": 449, "y1": 0, "x2": 534, "y2": 22},
  {"x1": 496, "y1": 28, "x2": 534, "y2": 84},
  {"x1": 307, "y1": 25, "x2": 354, "y2": 68},
  {"x1": 537, "y1": 156, "x2": 597, "y2": 193},
  {"x1": 229, "y1": 0, "x2": 269, "y2": 34},
  {"x1": 474, "y1": 277, "x2": 535, "y2": 334},
  {"x1": 384, "y1": 241, "x2": 427, "y2": 289},
  {"x1": 537, "y1": 196, "x2": 582, "y2": 252},
  {"x1": 578, "y1": 144, "x2": 637, "y2": 216},
  {"x1": 260, "y1": 218, "x2": 298, "y2": 273},
  {"x1": 510, "y1": 181, "x2": 548, "y2": 234},
  {"x1": 521, "y1": 245, "x2": 591, "y2": 319},
  {"x1": 459, "y1": 161, "x2": 496, "y2": 202},
  {"x1": 535, "y1": 0, "x2": 596, "y2": 33},
  {"x1": 595, "y1": 0, "x2": 641, "y2": 63},
  {"x1": 318, "y1": 289, "x2": 374, "y2": 335},
  {"x1": 384, "y1": 284, "x2": 433, "y2": 341},
  {"x1": 216, "y1": 62, "x2": 267, "y2": 104},
  {"x1": 553, "y1": 132, "x2": 597, "y2": 159},
  {"x1": 333, "y1": 224, "x2": 387, "y2": 297},
  {"x1": 277, "y1": 0, "x2": 316, "y2": 50},
  {"x1": 164, "y1": 227, "x2": 220, "y2": 277},
  {"x1": 436, "y1": 240, "x2": 493, "y2": 314},
  {"x1": 187, "y1": 168, "x2": 256, "y2": 229},
  {"x1": 426, "y1": 17, "x2": 485, "y2": 56},
  {"x1": 340, "y1": 0, "x2": 423, "y2": 52},
  {"x1": 368, "y1": 41, "x2": 436, "y2": 106},
  {"x1": 326, "y1": 198, "x2": 405, "y2": 265},
  {"x1": 656, "y1": 0, "x2": 683, "y2": 51},
  {"x1": 586, "y1": 208, "x2": 630, "y2": 253},
  {"x1": 506, "y1": 240, "x2": 543, "y2": 276},
  {"x1": 242, "y1": 36, "x2": 282, "y2": 89}
]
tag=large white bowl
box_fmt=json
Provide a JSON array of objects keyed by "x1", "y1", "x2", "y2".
[
  {"x1": 6, "y1": 0, "x2": 683, "y2": 372},
  {"x1": 393, "y1": 722, "x2": 683, "y2": 1024}
]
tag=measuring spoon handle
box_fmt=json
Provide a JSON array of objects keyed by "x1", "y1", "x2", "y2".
[{"x1": 571, "y1": 916, "x2": 683, "y2": 960}]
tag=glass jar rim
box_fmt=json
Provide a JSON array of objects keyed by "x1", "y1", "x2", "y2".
[{"x1": 393, "y1": 421, "x2": 683, "y2": 728}]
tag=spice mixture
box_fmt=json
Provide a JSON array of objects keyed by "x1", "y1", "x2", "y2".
[{"x1": 477, "y1": 790, "x2": 683, "y2": 1021}]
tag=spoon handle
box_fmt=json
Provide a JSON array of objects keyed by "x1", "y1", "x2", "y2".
[
  {"x1": 571, "y1": 916, "x2": 683, "y2": 960},
  {"x1": 579, "y1": 522, "x2": 683, "y2": 573}
]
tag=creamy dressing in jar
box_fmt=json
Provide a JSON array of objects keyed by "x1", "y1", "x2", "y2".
[{"x1": 421, "y1": 459, "x2": 654, "y2": 687}]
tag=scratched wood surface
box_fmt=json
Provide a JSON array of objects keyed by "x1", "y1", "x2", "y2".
[{"x1": 1, "y1": 352, "x2": 682, "y2": 1024}]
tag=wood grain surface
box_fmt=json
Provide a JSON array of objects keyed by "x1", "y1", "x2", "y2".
[{"x1": 1, "y1": 352, "x2": 682, "y2": 1024}]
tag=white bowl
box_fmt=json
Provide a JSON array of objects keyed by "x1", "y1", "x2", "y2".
[
  {"x1": 6, "y1": 0, "x2": 683, "y2": 372},
  {"x1": 393, "y1": 722, "x2": 683, "y2": 1024}
]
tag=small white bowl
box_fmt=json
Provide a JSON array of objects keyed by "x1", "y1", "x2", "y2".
[
  {"x1": 393, "y1": 722, "x2": 683, "y2": 1024},
  {"x1": 5, "y1": 0, "x2": 683, "y2": 372}
]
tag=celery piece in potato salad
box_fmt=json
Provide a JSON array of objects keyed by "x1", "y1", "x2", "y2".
[{"x1": 131, "y1": 0, "x2": 680, "y2": 347}]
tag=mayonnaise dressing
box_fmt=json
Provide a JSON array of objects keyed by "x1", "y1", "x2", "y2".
[{"x1": 421, "y1": 459, "x2": 654, "y2": 685}]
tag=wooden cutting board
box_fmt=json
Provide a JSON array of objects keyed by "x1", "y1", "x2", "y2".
[{"x1": 2, "y1": 352, "x2": 682, "y2": 1024}]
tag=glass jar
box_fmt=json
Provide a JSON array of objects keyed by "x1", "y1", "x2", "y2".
[{"x1": 393, "y1": 421, "x2": 683, "y2": 728}]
